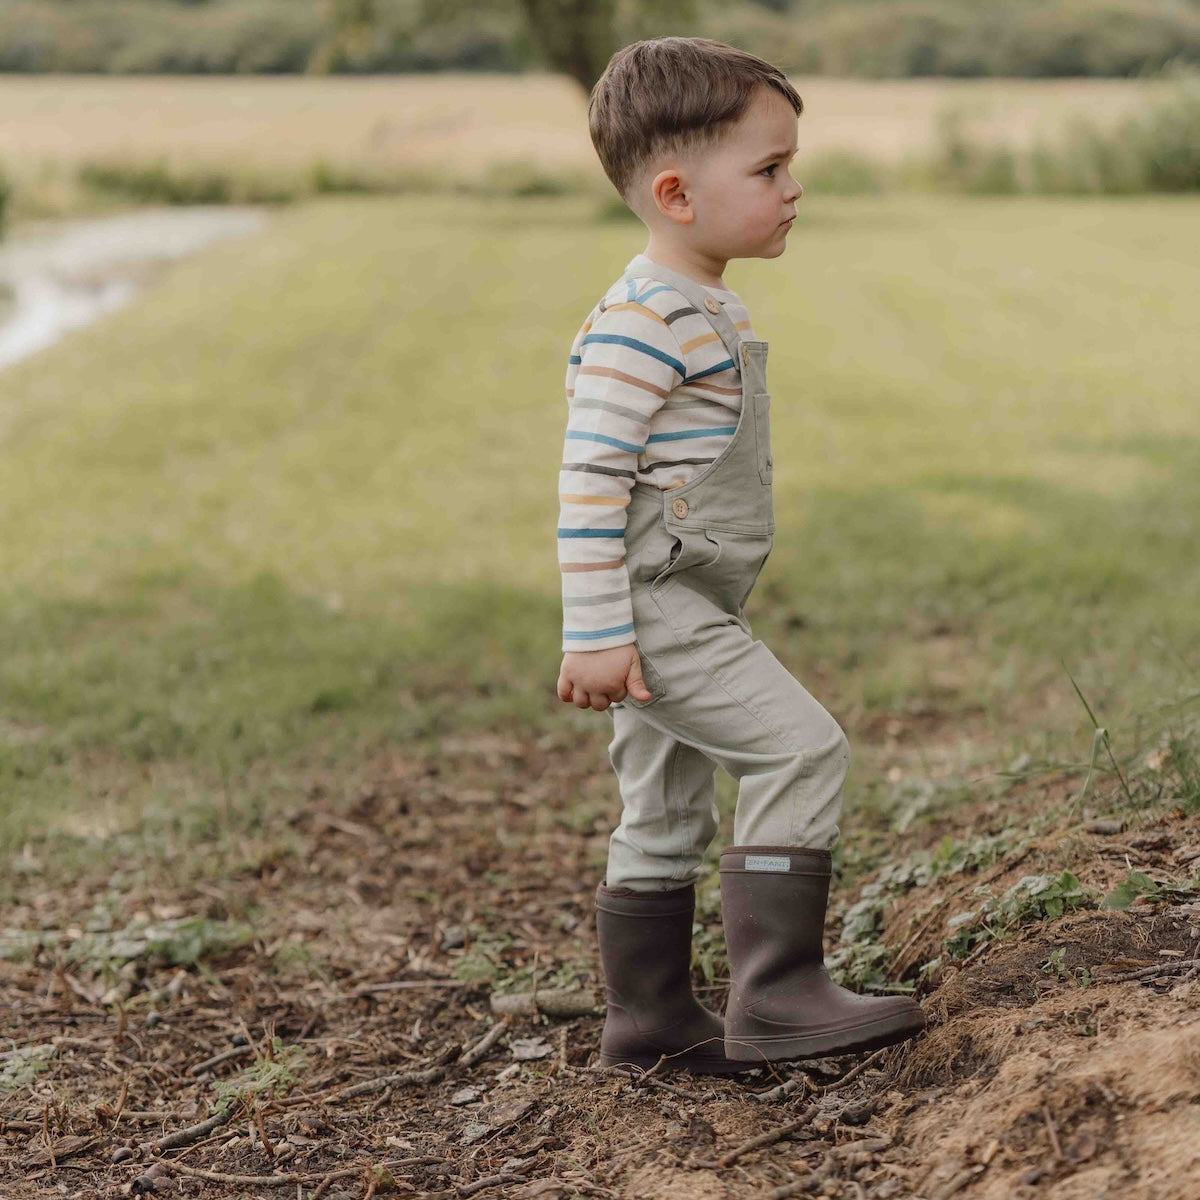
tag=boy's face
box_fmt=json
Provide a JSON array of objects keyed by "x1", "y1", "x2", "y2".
[{"x1": 652, "y1": 85, "x2": 802, "y2": 263}]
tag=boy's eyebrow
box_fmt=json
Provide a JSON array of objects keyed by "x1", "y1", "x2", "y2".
[{"x1": 754, "y1": 146, "x2": 798, "y2": 164}]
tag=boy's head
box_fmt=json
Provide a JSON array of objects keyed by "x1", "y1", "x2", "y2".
[{"x1": 588, "y1": 37, "x2": 804, "y2": 264}]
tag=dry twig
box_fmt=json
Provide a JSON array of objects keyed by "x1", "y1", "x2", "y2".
[
  {"x1": 147, "y1": 1101, "x2": 239, "y2": 1153},
  {"x1": 150, "y1": 1158, "x2": 301, "y2": 1186},
  {"x1": 188, "y1": 1045, "x2": 253, "y2": 1076},
  {"x1": 459, "y1": 1171, "x2": 531, "y2": 1196},
  {"x1": 752, "y1": 1045, "x2": 890, "y2": 1104},
  {"x1": 1101, "y1": 956, "x2": 1200, "y2": 983},
  {"x1": 489, "y1": 988, "x2": 600, "y2": 1018},
  {"x1": 329, "y1": 1017, "x2": 511, "y2": 1100},
  {"x1": 716, "y1": 1101, "x2": 820, "y2": 1168}
]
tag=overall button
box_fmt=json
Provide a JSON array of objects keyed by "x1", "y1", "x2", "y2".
[
  {"x1": 703, "y1": 296, "x2": 720, "y2": 314},
  {"x1": 741, "y1": 344, "x2": 751, "y2": 365},
  {"x1": 672, "y1": 498, "x2": 689, "y2": 519}
]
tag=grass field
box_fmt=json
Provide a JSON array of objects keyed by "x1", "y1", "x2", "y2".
[
  {"x1": 0, "y1": 72, "x2": 1181, "y2": 219},
  {"x1": 2, "y1": 189, "x2": 1198, "y2": 854}
]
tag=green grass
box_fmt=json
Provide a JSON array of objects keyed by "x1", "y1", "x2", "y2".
[{"x1": 2, "y1": 191, "x2": 1199, "y2": 851}]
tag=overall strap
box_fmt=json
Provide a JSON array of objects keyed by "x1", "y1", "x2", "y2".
[{"x1": 623, "y1": 252, "x2": 746, "y2": 370}]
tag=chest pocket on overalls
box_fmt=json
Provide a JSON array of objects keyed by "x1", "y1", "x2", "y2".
[{"x1": 752, "y1": 391, "x2": 773, "y2": 485}]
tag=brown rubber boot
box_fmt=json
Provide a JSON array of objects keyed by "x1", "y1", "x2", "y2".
[
  {"x1": 720, "y1": 846, "x2": 925, "y2": 1063},
  {"x1": 595, "y1": 882, "x2": 751, "y2": 1074}
]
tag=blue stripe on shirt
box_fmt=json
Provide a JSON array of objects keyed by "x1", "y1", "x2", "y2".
[
  {"x1": 636, "y1": 283, "x2": 676, "y2": 303},
  {"x1": 685, "y1": 358, "x2": 737, "y2": 382},
  {"x1": 580, "y1": 333, "x2": 685, "y2": 379},
  {"x1": 647, "y1": 426, "x2": 738, "y2": 443},
  {"x1": 557, "y1": 528, "x2": 625, "y2": 538},
  {"x1": 563, "y1": 623, "x2": 636, "y2": 641},
  {"x1": 565, "y1": 430, "x2": 644, "y2": 453}
]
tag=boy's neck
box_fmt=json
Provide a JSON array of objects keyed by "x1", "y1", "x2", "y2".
[{"x1": 637, "y1": 242, "x2": 730, "y2": 291}]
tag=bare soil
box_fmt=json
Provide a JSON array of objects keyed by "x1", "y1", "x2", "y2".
[{"x1": 3, "y1": 725, "x2": 1199, "y2": 1200}]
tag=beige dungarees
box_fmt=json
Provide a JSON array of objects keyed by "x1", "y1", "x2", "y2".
[{"x1": 606, "y1": 253, "x2": 849, "y2": 892}]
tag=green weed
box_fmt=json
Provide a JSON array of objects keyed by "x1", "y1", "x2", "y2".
[
  {"x1": 829, "y1": 830, "x2": 1027, "y2": 989},
  {"x1": 0, "y1": 1044, "x2": 56, "y2": 1094},
  {"x1": 211, "y1": 1037, "x2": 306, "y2": 1110},
  {"x1": 944, "y1": 870, "x2": 1096, "y2": 960},
  {"x1": 1164, "y1": 730, "x2": 1200, "y2": 813},
  {"x1": 1041, "y1": 947, "x2": 1092, "y2": 989},
  {"x1": 0, "y1": 916, "x2": 254, "y2": 973}
]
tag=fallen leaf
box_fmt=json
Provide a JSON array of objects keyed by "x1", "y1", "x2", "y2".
[{"x1": 511, "y1": 1037, "x2": 553, "y2": 1061}]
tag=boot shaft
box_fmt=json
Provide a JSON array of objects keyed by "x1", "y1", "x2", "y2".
[
  {"x1": 719, "y1": 846, "x2": 831, "y2": 974},
  {"x1": 594, "y1": 883, "x2": 702, "y2": 1024},
  {"x1": 718, "y1": 844, "x2": 926, "y2": 1062}
]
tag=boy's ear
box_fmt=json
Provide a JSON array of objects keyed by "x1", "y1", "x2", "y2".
[{"x1": 650, "y1": 168, "x2": 695, "y2": 225}]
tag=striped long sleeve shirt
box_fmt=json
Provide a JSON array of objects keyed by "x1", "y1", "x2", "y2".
[{"x1": 558, "y1": 253, "x2": 755, "y2": 652}]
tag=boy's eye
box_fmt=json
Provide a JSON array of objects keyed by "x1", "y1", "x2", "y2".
[{"x1": 761, "y1": 164, "x2": 777, "y2": 177}]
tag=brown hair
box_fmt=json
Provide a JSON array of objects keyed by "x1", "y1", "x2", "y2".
[{"x1": 588, "y1": 36, "x2": 803, "y2": 205}]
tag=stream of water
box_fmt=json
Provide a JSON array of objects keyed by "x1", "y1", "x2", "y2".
[{"x1": 0, "y1": 206, "x2": 270, "y2": 371}]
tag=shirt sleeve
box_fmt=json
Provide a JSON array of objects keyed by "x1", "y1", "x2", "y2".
[{"x1": 557, "y1": 295, "x2": 685, "y2": 652}]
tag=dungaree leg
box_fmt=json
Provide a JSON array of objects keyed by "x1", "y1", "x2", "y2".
[
  {"x1": 594, "y1": 709, "x2": 750, "y2": 1076},
  {"x1": 620, "y1": 605, "x2": 849, "y2": 854},
  {"x1": 604, "y1": 705, "x2": 719, "y2": 892}
]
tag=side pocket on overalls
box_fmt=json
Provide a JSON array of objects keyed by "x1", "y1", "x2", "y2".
[
  {"x1": 651, "y1": 527, "x2": 722, "y2": 593},
  {"x1": 626, "y1": 639, "x2": 666, "y2": 707}
]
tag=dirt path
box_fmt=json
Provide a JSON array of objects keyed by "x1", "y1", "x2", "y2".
[{"x1": 3, "y1": 728, "x2": 1199, "y2": 1198}]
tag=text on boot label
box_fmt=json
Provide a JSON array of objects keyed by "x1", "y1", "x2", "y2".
[{"x1": 744, "y1": 855, "x2": 791, "y2": 872}]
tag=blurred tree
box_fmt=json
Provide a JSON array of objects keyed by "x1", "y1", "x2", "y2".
[
  {"x1": 311, "y1": 0, "x2": 699, "y2": 88},
  {"x1": 309, "y1": 0, "x2": 378, "y2": 74}
]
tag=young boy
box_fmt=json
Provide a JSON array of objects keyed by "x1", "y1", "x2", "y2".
[{"x1": 555, "y1": 37, "x2": 925, "y2": 1072}]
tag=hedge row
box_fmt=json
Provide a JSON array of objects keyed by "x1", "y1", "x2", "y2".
[{"x1": 1, "y1": 0, "x2": 1198, "y2": 77}]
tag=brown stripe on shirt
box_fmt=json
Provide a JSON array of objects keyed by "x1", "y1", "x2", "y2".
[
  {"x1": 561, "y1": 559, "x2": 625, "y2": 572},
  {"x1": 569, "y1": 365, "x2": 675, "y2": 398}
]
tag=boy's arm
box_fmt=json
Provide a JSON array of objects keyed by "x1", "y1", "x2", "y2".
[{"x1": 557, "y1": 292, "x2": 684, "y2": 704}]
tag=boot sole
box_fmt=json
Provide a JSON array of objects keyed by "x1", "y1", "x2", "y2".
[
  {"x1": 598, "y1": 1051, "x2": 755, "y2": 1075},
  {"x1": 724, "y1": 1010, "x2": 926, "y2": 1063}
]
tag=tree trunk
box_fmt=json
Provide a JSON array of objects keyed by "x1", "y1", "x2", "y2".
[{"x1": 516, "y1": 0, "x2": 619, "y2": 93}]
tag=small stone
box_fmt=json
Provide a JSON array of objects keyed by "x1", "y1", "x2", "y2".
[
  {"x1": 111, "y1": 1145, "x2": 136, "y2": 1164},
  {"x1": 1066, "y1": 1130, "x2": 1097, "y2": 1163},
  {"x1": 450, "y1": 1086, "x2": 483, "y2": 1106}
]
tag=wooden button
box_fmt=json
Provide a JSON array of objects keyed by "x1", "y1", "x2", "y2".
[
  {"x1": 742, "y1": 344, "x2": 751, "y2": 364},
  {"x1": 671, "y1": 498, "x2": 689, "y2": 519},
  {"x1": 704, "y1": 296, "x2": 720, "y2": 314}
]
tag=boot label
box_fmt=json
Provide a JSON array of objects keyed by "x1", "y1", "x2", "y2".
[{"x1": 744, "y1": 854, "x2": 791, "y2": 872}]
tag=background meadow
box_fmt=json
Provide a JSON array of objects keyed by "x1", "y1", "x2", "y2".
[{"x1": 2, "y1": 184, "x2": 1197, "y2": 851}]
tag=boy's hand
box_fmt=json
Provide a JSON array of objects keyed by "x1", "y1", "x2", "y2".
[{"x1": 557, "y1": 645, "x2": 653, "y2": 711}]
